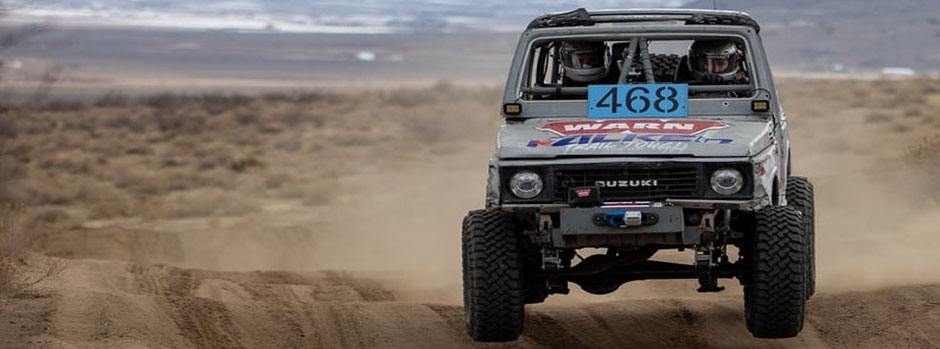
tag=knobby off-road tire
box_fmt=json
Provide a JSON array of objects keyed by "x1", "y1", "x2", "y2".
[
  {"x1": 462, "y1": 210, "x2": 525, "y2": 342},
  {"x1": 787, "y1": 176, "x2": 816, "y2": 299},
  {"x1": 744, "y1": 206, "x2": 807, "y2": 338},
  {"x1": 631, "y1": 54, "x2": 681, "y2": 82}
]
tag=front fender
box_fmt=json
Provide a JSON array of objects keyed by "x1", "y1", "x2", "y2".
[
  {"x1": 749, "y1": 145, "x2": 778, "y2": 210},
  {"x1": 485, "y1": 157, "x2": 500, "y2": 209}
]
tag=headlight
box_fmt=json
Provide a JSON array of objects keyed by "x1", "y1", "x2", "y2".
[
  {"x1": 710, "y1": 168, "x2": 744, "y2": 195},
  {"x1": 509, "y1": 171, "x2": 543, "y2": 199}
]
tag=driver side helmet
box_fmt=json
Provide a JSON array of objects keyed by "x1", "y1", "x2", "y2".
[
  {"x1": 688, "y1": 40, "x2": 741, "y2": 83},
  {"x1": 560, "y1": 41, "x2": 608, "y2": 82}
]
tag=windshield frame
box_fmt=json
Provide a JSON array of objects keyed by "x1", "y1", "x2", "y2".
[{"x1": 503, "y1": 25, "x2": 775, "y2": 119}]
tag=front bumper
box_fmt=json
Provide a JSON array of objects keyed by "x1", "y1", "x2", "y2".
[
  {"x1": 559, "y1": 206, "x2": 684, "y2": 234},
  {"x1": 541, "y1": 205, "x2": 702, "y2": 248},
  {"x1": 486, "y1": 153, "x2": 777, "y2": 212}
]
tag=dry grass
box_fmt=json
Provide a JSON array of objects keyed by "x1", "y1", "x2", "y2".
[
  {"x1": 0, "y1": 85, "x2": 502, "y2": 227},
  {"x1": 0, "y1": 204, "x2": 66, "y2": 298},
  {"x1": 4, "y1": 80, "x2": 937, "y2": 222},
  {"x1": 905, "y1": 136, "x2": 940, "y2": 172}
]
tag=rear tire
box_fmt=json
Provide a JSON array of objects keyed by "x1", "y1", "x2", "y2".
[
  {"x1": 787, "y1": 176, "x2": 816, "y2": 298},
  {"x1": 462, "y1": 210, "x2": 525, "y2": 342},
  {"x1": 744, "y1": 206, "x2": 807, "y2": 338}
]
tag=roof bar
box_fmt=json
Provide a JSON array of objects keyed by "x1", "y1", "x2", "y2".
[{"x1": 522, "y1": 84, "x2": 754, "y2": 96}]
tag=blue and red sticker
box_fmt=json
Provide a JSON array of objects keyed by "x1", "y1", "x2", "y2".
[{"x1": 528, "y1": 119, "x2": 732, "y2": 147}]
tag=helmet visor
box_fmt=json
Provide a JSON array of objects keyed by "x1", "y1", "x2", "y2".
[
  {"x1": 696, "y1": 55, "x2": 737, "y2": 75},
  {"x1": 563, "y1": 49, "x2": 603, "y2": 69},
  {"x1": 571, "y1": 52, "x2": 604, "y2": 69}
]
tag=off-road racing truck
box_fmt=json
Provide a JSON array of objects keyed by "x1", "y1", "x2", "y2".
[{"x1": 462, "y1": 8, "x2": 815, "y2": 341}]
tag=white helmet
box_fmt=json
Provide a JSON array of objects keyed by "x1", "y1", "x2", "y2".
[
  {"x1": 688, "y1": 40, "x2": 741, "y2": 83},
  {"x1": 561, "y1": 41, "x2": 608, "y2": 82}
]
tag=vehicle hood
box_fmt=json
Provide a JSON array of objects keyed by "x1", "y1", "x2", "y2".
[{"x1": 496, "y1": 118, "x2": 773, "y2": 159}]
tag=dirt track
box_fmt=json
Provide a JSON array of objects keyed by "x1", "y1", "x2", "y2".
[
  {"x1": 9, "y1": 257, "x2": 940, "y2": 349},
  {"x1": 3, "y1": 80, "x2": 940, "y2": 348}
]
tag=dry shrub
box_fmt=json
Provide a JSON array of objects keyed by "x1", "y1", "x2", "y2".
[
  {"x1": 904, "y1": 135, "x2": 940, "y2": 196},
  {"x1": 902, "y1": 107, "x2": 925, "y2": 118},
  {"x1": 93, "y1": 92, "x2": 130, "y2": 108},
  {"x1": 147, "y1": 189, "x2": 260, "y2": 219},
  {"x1": 271, "y1": 106, "x2": 326, "y2": 128},
  {"x1": 2, "y1": 176, "x2": 90, "y2": 206},
  {"x1": 31, "y1": 208, "x2": 69, "y2": 223},
  {"x1": 865, "y1": 112, "x2": 893, "y2": 123},
  {"x1": 0, "y1": 205, "x2": 66, "y2": 298},
  {"x1": 199, "y1": 94, "x2": 253, "y2": 115},
  {"x1": 0, "y1": 205, "x2": 29, "y2": 262},
  {"x1": 233, "y1": 108, "x2": 261, "y2": 126},
  {"x1": 39, "y1": 100, "x2": 85, "y2": 112},
  {"x1": 195, "y1": 150, "x2": 232, "y2": 171},
  {"x1": 109, "y1": 167, "x2": 232, "y2": 198},
  {"x1": 264, "y1": 171, "x2": 293, "y2": 190},
  {"x1": 906, "y1": 136, "x2": 940, "y2": 171},
  {"x1": 37, "y1": 154, "x2": 94, "y2": 174},
  {"x1": 274, "y1": 176, "x2": 339, "y2": 206},
  {"x1": 99, "y1": 113, "x2": 146, "y2": 132},
  {"x1": 152, "y1": 108, "x2": 209, "y2": 134},
  {"x1": 925, "y1": 81, "x2": 940, "y2": 94},
  {"x1": 0, "y1": 113, "x2": 18, "y2": 138},
  {"x1": 0, "y1": 152, "x2": 28, "y2": 204},
  {"x1": 141, "y1": 93, "x2": 187, "y2": 110},
  {"x1": 229, "y1": 157, "x2": 263, "y2": 173},
  {"x1": 86, "y1": 186, "x2": 135, "y2": 219}
]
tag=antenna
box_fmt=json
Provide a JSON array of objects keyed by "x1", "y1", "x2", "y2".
[{"x1": 713, "y1": 0, "x2": 719, "y2": 10}]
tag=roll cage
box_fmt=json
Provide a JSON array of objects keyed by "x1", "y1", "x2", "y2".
[{"x1": 502, "y1": 9, "x2": 777, "y2": 119}]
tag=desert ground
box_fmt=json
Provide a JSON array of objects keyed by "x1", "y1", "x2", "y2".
[{"x1": 2, "y1": 78, "x2": 940, "y2": 348}]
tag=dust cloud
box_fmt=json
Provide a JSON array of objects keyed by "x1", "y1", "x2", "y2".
[{"x1": 3, "y1": 79, "x2": 940, "y2": 348}]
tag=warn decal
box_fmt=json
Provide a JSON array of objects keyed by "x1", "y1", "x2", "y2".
[
  {"x1": 527, "y1": 134, "x2": 733, "y2": 147},
  {"x1": 537, "y1": 119, "x2": 729, "y2": 136}
]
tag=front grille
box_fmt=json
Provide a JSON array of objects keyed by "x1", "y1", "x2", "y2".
[{"x1": 554, "y1": 167, "x2": 699, "y2": 201}]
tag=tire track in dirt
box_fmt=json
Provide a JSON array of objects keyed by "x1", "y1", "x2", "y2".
[
  {"x1": 524, "y1": 311, "x2": 595, "y2": 349},
  {"x1": 128, "y1": 264, "x2": 245, "y2": 349},
  {"x1": 194, "y1": 269, "x2": 397, "y2": 349},
  {"x1": 665, "y1": 300, "x2": 710, "y2": 349},
  {"x1": 17, "y1": 257, "x2": 940, "y2": 349},
  {"x1": 805, "y1": 285, "x2": 940, "y2": 348},
  {"x1": 322, "y1": 270, "x2": 396, "y2": 302}
]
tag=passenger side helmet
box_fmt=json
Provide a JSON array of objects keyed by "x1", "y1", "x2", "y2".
[
  {"x1": 688, "y1": 40, "x2": 741, "y2": 83},
  {"x1": 560, "y1": 41, "x2": 608, "y2": 82}
]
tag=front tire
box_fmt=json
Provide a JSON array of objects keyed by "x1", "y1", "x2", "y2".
[
  {"x1": 744, "y1": 206, "x2": 807, "y2": 338},
  {"x1": 462, "y1": 210, "x2": 525, "y2": 342},
  {"x1": 787, "y1": 176, "x2": 816, "y2": 298}
]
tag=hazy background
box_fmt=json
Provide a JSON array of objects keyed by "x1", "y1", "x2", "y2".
[
  {"x1": 1, "y1": 0, "x2": 939, "y2": 101},
  {"x1": 3, "y1": 1, "x2": 940, "y2": 348}
]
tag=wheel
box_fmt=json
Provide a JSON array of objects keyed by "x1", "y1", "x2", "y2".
[
  {"x1": 631, "y1": 54, "x2": 681, "y2": 82},
  {"x1": 787, "y1": 176, "x2": 816, "y2": 299},
  {"x1": 462, "y1": 210, "x2": 525, "y2": 342},
  {"x1": 743, "y1": 206, "x2": 807, "y2": 338}
]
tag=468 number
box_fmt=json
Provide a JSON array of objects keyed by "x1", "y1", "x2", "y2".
[{"x1": 588, "y1": 84, "x2": 688, "y2": 118}]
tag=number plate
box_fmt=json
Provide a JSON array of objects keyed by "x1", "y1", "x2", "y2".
[{"x1": 587, "y1": 84, "x2": 688, "y2": 119}]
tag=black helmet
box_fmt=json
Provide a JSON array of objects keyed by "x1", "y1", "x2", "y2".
[{"x1": 688, "y1": 40, "x2": 741, "y2": 83}]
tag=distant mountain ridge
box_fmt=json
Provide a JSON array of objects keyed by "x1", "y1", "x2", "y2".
[
  {"x1": 6, "y1": 0, "x2": 939, "y2": 72},
  {"x1": 6, "y1": 0, "x2": 690, "y2": 33}
]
